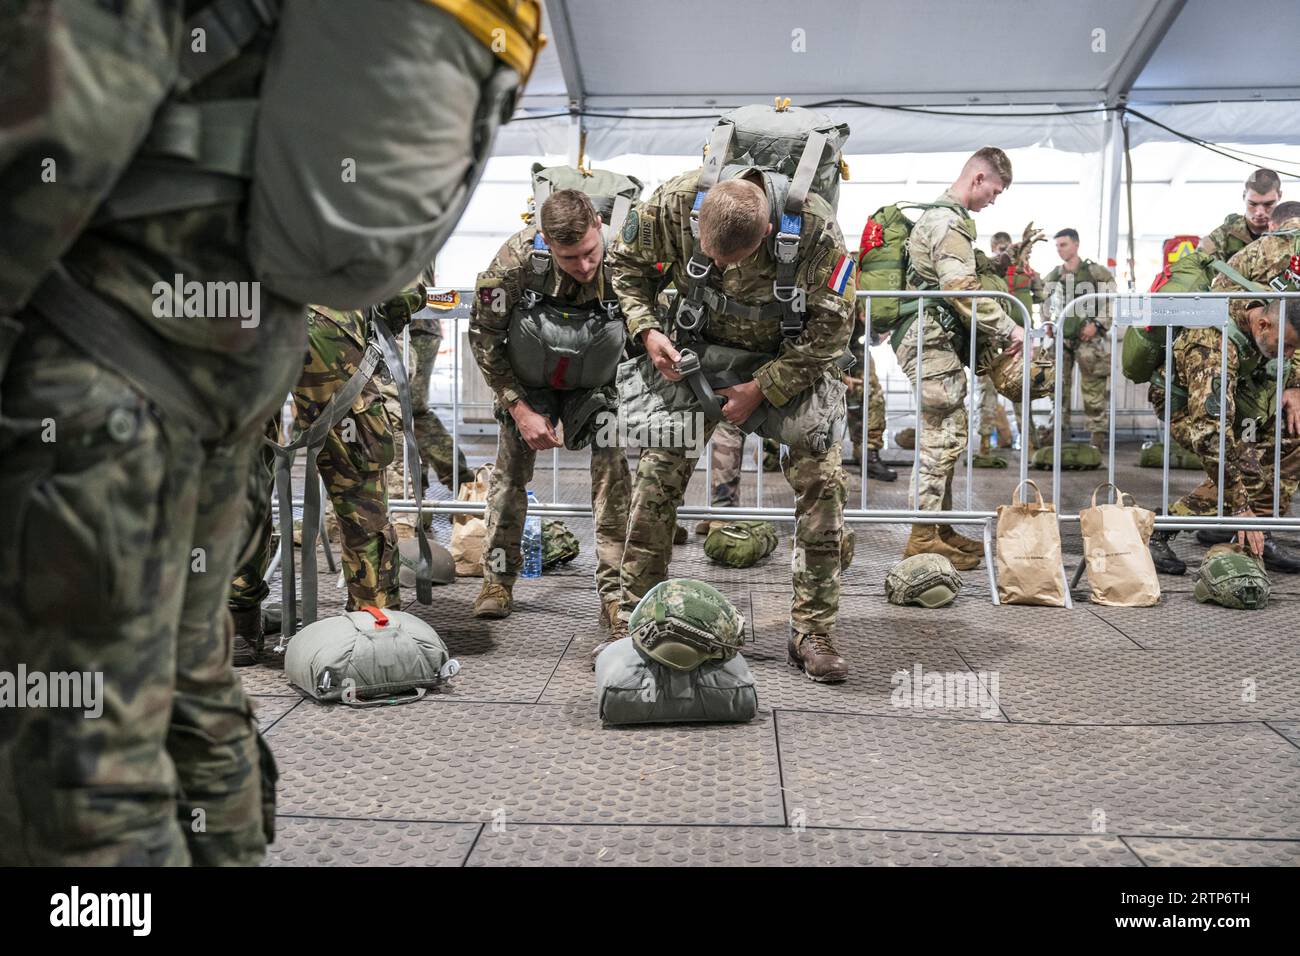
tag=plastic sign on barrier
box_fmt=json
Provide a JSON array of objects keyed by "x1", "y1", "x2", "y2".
[{"x1": 1115, "y1": 295, "x2": 1228, "y2": 328}]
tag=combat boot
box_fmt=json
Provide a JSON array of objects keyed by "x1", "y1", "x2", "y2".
[
  {"x1": 787, "y1": 629, "x2": 849, "y2": 683},
  {"x1": 866, "y1": 449, "x2": 898, "y2": 482},
  {"x1": 938, "y1": 524, "x2": 984, "y2": 556},
  {"x1": 473, "y1": 581, "x2": 514, "y2": 619},
  {"x1": 695, "y1": 519, "x2": 725, "y2": 535},
  {"x1": 590, "y1": 615, "x2": 628, "y2": 669},
  {"x1": 1148, "y1": 530, "x2": 1186, "y2": 575},
  {"x1": 600, "y1": 598, "x2": 622, "y2": 631},
  {"x1": 231, "y1": 605, "x2": 264, "y2": 667},
  {"x1": 902, "y1": 525, "x2": 980, "y2": 571},
  {"x1": 1260, "y1": 534, "x2": 1300, "y2": 573},
  {"x1": 1091, "y1": 432, "x2": 1108, "y2": 453},
  {"x1": 1195, "y1": 528, "x2": 1235, "y2": 546},
  {"x1": 674, "y1": 524, "x2": 688, "y2": 545}
]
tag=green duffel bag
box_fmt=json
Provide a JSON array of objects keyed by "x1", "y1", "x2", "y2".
[
  {"x1": 1031, "y1": 441, "x2": 1102, "y2": 470},
  {"x1": 595, "y1": 637, "x2": 758, "y2": 726},
  {"x1": 704, "y1": 520, "x2": 779, "y2": 568},
  {"x1": 1138, "y1": 441, "x2": 1203, "y2": 470},
  {"x1": 285, "y1": 607, "x2": 459, "y2": 706},
  {"x1": 1122, "y1": 325, "x2": 1165, "y2": 384},
  {"x1": 542, "y1": 519, "x2": 580, "y2": 569},
  {"x1": 973, "y1": 453, "x2": 1007, "y2": 468}
]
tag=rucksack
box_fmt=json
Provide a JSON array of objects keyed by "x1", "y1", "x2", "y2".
[
  {"x1": 95, "y1": 0, "x2": 542, "y2": 310},
  {"x1": 1149, "y1": 235, "x2": 1202, "y2": 292},
  {"x1": 855, "y1": 200, "x2": 968, "y2": 332},
  {"x1": 526, "y1": 163, "x2": 646, "y2": 246},
  {"x1": 674, "y1": 100, "x2": 850, "y2": 341}
]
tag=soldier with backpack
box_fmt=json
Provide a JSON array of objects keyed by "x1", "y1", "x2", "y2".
[
  {"x1": 467, "y1": 176, "x2": 637, "y2": 633},
  {"x1": 608, "y1": 103, "x2": 856, "y2": 682},
  {"x1": 0, "y1": 0, "x2": 540, "y2": 866},
  {"x1": 1199, "y1": 169, "x2": 1283, "y2": 260},
  {"x1": 873, "y1": 147, "x2": 1025, "y2": 570}
]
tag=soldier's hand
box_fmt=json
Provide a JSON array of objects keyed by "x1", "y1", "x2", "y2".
[
  {"x1": 1235, "y1": 509, "x2": 1265, "y2": 557},
  {"x1": 642, "y1": 329, "x2": 683, "y2": 382},
  {"x1": 843, "y1": 375, "x2": 864, "y2": 388},
  {"x1": 1283, "y1": 388, "x2": 1300, "y2": 436},
  {"x1": 717, "y1": 380, "x2": 765, "y2": 426},
  {"x1": 1004, "y1": 324, "x2": 1025, "y2": 358},
  {"x1": 510, "y1": 400, "x2": 562, "y2": 450}
]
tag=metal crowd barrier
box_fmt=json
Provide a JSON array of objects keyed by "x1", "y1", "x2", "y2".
[{"x1": 285, "y1": 286, "x2": 1300, "y2": 608}]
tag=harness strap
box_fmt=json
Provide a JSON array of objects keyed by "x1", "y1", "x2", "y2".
[{"x1": 178, "y1": 0, "x2": 281, "y2": 93}]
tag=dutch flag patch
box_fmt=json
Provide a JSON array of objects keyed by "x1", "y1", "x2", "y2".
[{"x1": 828, "y1": 255, "x2": 854, "y2": 295}]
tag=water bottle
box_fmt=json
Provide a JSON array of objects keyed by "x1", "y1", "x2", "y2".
[
  {"x1": 991, "y1": 427, "x2": 1000, "y2": 450},
  {"x1": 521, "y1": 490, "x2": 543, "y2": 578}
]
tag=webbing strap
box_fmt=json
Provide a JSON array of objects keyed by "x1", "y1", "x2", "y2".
[
  {"x1": 606, "y1": 194, "x2": 633, "y2": 241},
  {"x1": 1209, "y1": 258, "x2": 1270, "y2": 294},
  {"x1": 699, "y1": 287, "x2": 785, "y2": 323},
  {"x1": 140, "y1": 99, "x2": 259, "y2": 177},
  {"x1": 785, "y1": 129, "x2": 827, "y2": 216},
  {"x1": 371, "y1": 314, "x2": 435, "y2": 607},
  {"x1": 698, "y1": 123, "x2": 734, "y2": 192},
  {"x1": 29, "y1": 268, "x2": 219, "y2": 442},
  {"x1": 178, "y1": 0, "x2": 281, "y2": 93}
]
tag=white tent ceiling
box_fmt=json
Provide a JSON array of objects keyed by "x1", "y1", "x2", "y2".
[{"x1": 495, "y1": 0, "x2": 1300, "y2": 159}]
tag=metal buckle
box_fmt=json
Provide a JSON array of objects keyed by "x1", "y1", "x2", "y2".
[
  {"x1": 529, "y1": 250, "x2": 550, "y2": 275},
  {"x1": 674, "y1": 348, "x2": 702, "y2": 377},
  {"x1": 685, "y1": 256, "x2": 713, "y2": 280},
  {"x1": 520, "y1": 289, "x2": 541, "y2": 310},
  {"x1": 774, "y1": 232, "x2": 800, "y2": 264},
  {"x1": 772, "y1": 282, "x2": 799, "y2": 303},
  {"x1": 676, "y1": 298, "x2": 706, "y2": 332}
]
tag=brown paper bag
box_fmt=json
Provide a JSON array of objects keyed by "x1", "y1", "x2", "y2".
[
  {"x1": 450, "y1": 464, "x2": 493, "y2": 577},
  {"x1": 1079, "y1": 482, "x2": 1161, "y2": 607},
  {"x1": 995, "y1": 479, "x2": 1067, "y2": 606}
]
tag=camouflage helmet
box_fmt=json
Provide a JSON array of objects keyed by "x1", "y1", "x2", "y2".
[
  {"x1": 542, "y1": 519, "x2": 580, "y2": 569},
  {"x1": 629, "y1": 578, "x2": 746, "y2": 671},
  {"x1": 894, "y1": 427, "x2": 916, "y2": 450},
  {"x1": 704, "y1": 520, "x2": 779, "y2": 569},
  {"x1": 398, "y1": 537, "x2": 454, "y2": 587},
  {"x1": 1194, "y1": 543, "x2": 1270, "y2": 610},
  {"x1": 885, "y1": 553, "x2": 963, "y2": 608},
  {"x1": 983, "y1": 347, "x2": 1055, "y2": 402},
  {"x1": 972, "y1": 453, "x2": 1007, "y2": 469},
  {"x1": 1031, "y1": 441, "x2": 1102, "y2": 471}
]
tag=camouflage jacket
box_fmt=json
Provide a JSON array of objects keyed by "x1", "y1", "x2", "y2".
[
  {"x1": 906, "y1": 190, "x2": 1018, "y2": 343},
  {"x1": 1210, "y1": 215, "x2": 1300, "y2": 328},
  {"x1": 1198, "y1": 213, "x2": 1265, "y2": 260},
  {"x1": 468, "y1": 225, "x2": 611, "y2": 408},
  {"x1": 1042, "y1": 258, "x2": 1117, "y2": 332},
  {"x1": 299, "y1": 306, "x2": 394, "y2": 469},
  {"x1": 608, "y1": 168, "x2": 855, "y2": 408}
]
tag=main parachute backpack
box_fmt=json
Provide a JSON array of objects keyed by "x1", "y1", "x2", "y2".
[{"x1": 855, "y1": 199, "x2": 971, "y2": 332}]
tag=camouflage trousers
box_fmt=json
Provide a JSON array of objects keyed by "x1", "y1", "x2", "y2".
[
  {"x1": 1059, "y1": 337, "x2": 1110, "y2": 437},
  {"x1": 0, "y1": 317, "x2": 301, "y2": 865},
  {"x1": 847, "y1": 344, "x2": 886, "y2": 454},
  {"x1": 893, "y1": 324, "x2": 969, "y2": 512},
  {"x1": 483, "y1": 405, "x2": 630, "y2": 602},
  {"x1": 229, "y1": 315, "x2": 400, "y2": 613},
  {"x1": 385, "y1": 329, "x2": 473, "y2": 539},
  {"x1": 1169, "y1": 413, "x2": 1300, "y2": 518},
  {"x1": 621, "y1": 423, "x2": 847, "y2": 635}
]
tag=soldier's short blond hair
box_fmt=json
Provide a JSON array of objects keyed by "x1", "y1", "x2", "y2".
[
  {"x1": 699, "y1": 179, "x2": 769, "y2": 259},
  {"x1": 540, "y1": 189, "x2": 599, "y2": 246},
  {"x1": 967, "y1": 146, "x2": 1013, "y2": 188}
]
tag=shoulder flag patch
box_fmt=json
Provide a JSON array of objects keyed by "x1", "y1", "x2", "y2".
[{"x1": 828, "y1": 255, "x2": 854, "y2": 295}]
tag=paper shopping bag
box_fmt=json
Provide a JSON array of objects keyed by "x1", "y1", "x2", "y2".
[
  {"x1": 995, "y1": 479, "x2": 1067, "y2": 606},
  {"x1": 1079, "y1": 482, "x2": 1161, "y2": 607}
]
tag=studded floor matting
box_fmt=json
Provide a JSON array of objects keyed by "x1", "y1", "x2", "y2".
[{"x1": 250, "y1": 440, "x2": 1300, "y2": 865}]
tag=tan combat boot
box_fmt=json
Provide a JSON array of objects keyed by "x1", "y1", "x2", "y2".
[
  {"x1": 938, "y1": 525, "x2": 984, "y2": 556},
  {"x1": 590, "y1": 614, "x2": 628, "y2": 670},
  {"x1": 787, "y1": 630, "x2": 849, "y2": 683},
  {"x1": 472, "y1": 581, "x2": 513, "y2": 619},
  {"x1": 1091, "y1": 432, "x2": 1108, "y2": 453},
  {"x1": 600, "y1": 598, "x2": 622, "y2": 631},
  {"x1": 902, "y1": 525, "x2": 981, "y2": 571}
]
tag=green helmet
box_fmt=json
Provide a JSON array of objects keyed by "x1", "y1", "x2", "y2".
[
  {"x1": 542, "y1": 519, "x2": 581, "y2": 569},
  {"x1": 629, "y1": 578, "x2": 746, "y2": 671},
  {"x1": 704, "y1": 520, "x2": 779, "y2": 568},
  {"x1": 983, "y1": 348, "x2": 1055, "y2": 401},
  {"x1": 972, "y1": 453, "x2": 1007, "y2": 469},
  {"x1": 894, "y1": 427, "x2": 916, "y2": 450},
  {"x1": 1194, "y1": 544, "x2": 1270, "y2": 610},
  {"x1": 885, "y1": 554, "x2": 963, "y2": 607},
  {"x1": 398, "y1": 537, "x2": 454, "y2": 587},
  {"x1": 1031, "y1": 441, "x2": 1102, "y2": 471}
]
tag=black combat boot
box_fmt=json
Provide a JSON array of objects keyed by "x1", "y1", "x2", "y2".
[
  {"x1": 1260, "y1": 534, "x2": 1300, "y2": 573},
  {"x1": 1148, "y1": 530, "x2": 1186, "y2": 575},
  {"x1": 866, "y1": 449, "x2": 898, "y2": 482},
  {"x1": 1195, "y1": 528, "x2": 1235, "y2": 546},
  {"x1": 231, "y1": 605, "x2": 264, "y2": 667}
]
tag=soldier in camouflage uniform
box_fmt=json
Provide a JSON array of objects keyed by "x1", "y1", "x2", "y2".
[
  {"x1": 468, "y1": 190, "x2": 631, "y2": 629},
  {"x1": 845, "y1": 315, "x2": 898, "y2": 480},
  {"x1": 983, "y1": 229, "x2": 1045, "y2": 452},
  {"x1": 894, "y1": 148, "x2": 1025, "y2": 572},
  {"x1": 1197, "y1": 168, "x2": 1282, "y2": 260},
  {"x1": 609, "y1": 171, "x2": 856, "y2": 681},
  {"x1": 0, "y1": 1, "x2": 529, "y2": 865},
  {"x1": 1042, "y1": 228, "x2": 1117, "y2": 451},
  {"x1": 1148, "y1": 203, "x2": 1300, "y2": 576},
  {"x1": 228, "y1": 305, "x2": 403, "y2": 664}
]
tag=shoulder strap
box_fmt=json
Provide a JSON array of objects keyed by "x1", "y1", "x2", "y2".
[{"x1": 1209, "y1": 259, "x2": 1269, "y2": 293}]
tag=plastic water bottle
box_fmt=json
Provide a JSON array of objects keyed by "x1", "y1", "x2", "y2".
[{"x1": 521, "y1": 490, "x2": 543, "y2": 578}]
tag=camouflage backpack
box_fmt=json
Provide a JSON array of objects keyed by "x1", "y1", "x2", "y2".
[
  {"x1": 981, "y1": 347, "x2": 1055, "y2": 401},
  {"x1": 885, "y1": 554, "x2": 964, "y2": 607},
  {"x1": 527, "y1": 163, "x2": 645, "y2": 242},
  {"x1": 541, "y1": 519, "x2": 581, "y2": 569},
  {"x1": 1138, "y1": 441, "x2": 1203, "y2": 470},
  {"x1": 704, "y1": 521, "x2": 779, "y2": 569},
  {"x1": 629, "y1": 579, "x2": 746, "y2": 671},
  {"x1": 1032, "y1": 442, "x2": 1102, "y2": 470},
  {"x1": 1195, "y1": 544, "x2": 1270, "y2": 610}
]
